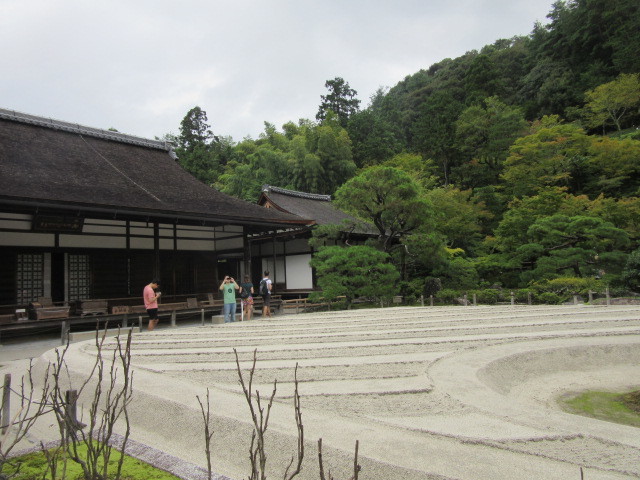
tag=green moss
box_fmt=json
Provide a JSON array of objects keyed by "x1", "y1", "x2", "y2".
[
  {"x1": 559, "y1": 390, "x2": 640, "y2": 428},
  {"x1": 4, "y1": 442, "x2": 182, "y2": 480}
]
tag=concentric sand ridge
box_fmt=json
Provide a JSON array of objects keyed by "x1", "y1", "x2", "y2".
[{"x1": 50, "y1": 304, "x2": 640, "y2": 479}]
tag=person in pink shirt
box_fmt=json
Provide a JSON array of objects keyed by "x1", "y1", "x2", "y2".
[{"x1": 143, "y1": 279, "x2": 161, "y2": 331}]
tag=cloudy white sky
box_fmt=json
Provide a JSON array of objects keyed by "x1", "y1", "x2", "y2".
[{"x1": 1, "y1": 0, "x2": 554, "y2": 142}]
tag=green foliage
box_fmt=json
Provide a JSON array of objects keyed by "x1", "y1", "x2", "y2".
[
  {"x1": 583, "y1": 73, "x2": 640, "y2": 131},
  {"x1": 422, "y1": 277, "x2": 442, "y2": 297},
  {"x1": 316, "y1": 77, "x2": 361, "y2": 127},
  {"x1": 518, "y1": 214, "x2": 629, "y2": 283},
  {"x1": 586, "y1": 137, "x2": 640, "y2": 197},
  {"x1": 434, "y1": 288, "x2": 462, "y2": 305},
  {"x1": 347, "y1": 89, "x2": 404, "y2": 167},
  {"x1": 214, "y1": 117, "x2": 355, "y2": 197},
  {"x1": 501, "y1": 117, "x2": 591, "y2": 197},
  {"x1": 423, "y1": 187, "x2": 492, "y2": 254},
  {"x1": 307, "y1": 221, "x2": 368, "y2": 250},
  {"x1": 382, "y1": 152, "x2": 439, "y2": 189},
  {"x1": 530, "y1": 277, "x2": 604, "y2": 300},
  {"x1": 620, "y1": 247, "x2": 640, "y2": 292},
  {"x1": 172, "y1": 106, "x2": 234, "y2": 185},
  {"x1": 179, "y1": 106, "x2": 213, "y2": 149},
  {"x1": 454, "y1": 96, "x2": 528, "y2": 187},
  {"x1": 6, "y1": 442, "x2": 181, "y2": 480},
  {"x1": 334, "y1": 166, "x2": 433, "y2": 252},
  {"x1": 432, "y1": 255, "x2": 479, "y2": 290},
  {"x1": 469, "y1": 288, "x2": 500, "y2": 304},
  {"x1": 560, "y1": 390, "x2": 640, "y2": 428},
  {"x1": 411, "y1": 91, "x2": 464, "y2": 186},
  {"x1": 170, "y1": 1, "x2": 640, "y2": 293},
  {"x1": 535, "y1": 292, "x2": 562, "y2": 305},
  {"x1": 310, "y1": 245, "x2": 399, "y2": 307}
]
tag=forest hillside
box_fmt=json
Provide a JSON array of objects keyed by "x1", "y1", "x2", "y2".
[{"x1": 166, "y1": 0, "x2": 640, "y2": 301}]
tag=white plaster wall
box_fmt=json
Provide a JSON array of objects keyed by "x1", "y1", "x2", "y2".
[
  {"x1": 285, "y1": 254, "x2": 313, "y2": 289},
  {"x1": 0, "y1": 232, "x2": 55, "y2": 247},
  {"x1": 177, "y1": 239, "x2": 217, "y2": 251},
  {"x1": 59, "y1": 235, "x2": 126, "y2": 249}
]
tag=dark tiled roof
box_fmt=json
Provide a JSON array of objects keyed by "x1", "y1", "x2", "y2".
[
  {"x1": 259, "y1": 185, "x2": 376, "y2": 234},
  {"x1": 0, "y1": 109, "x2": 311, "y2": 228}
]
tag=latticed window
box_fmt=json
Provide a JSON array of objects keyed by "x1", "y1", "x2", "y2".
[
  {"x1": 68, "y1": 254, "x2": 91, "y2": 300},
  {"x1": 17, "y1": 253, "x2": 44, "y2": 304}
]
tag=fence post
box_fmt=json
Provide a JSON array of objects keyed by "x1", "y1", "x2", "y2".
[
  {"x1": 573, "y1": 295, "x2": 578, "y2": 305},
  {"x1": 420, "y1": 295, "x2": 424, "y2": 307},
  {"x1": 171, "y1": 311, "x2": 176, "y2": 327},
  {"x1": 139, "y1": 315, "x2": 143, "y2": 331},
  {"x1": 430, "y1": 295, "x2": 434, "y2": 307},
  {"x1": 588, "y1": 290, "x2": 593, "y2": 303},
  {"x1": 528, "y1": 292, "x2": 532, "y2": 305},
  {"x1": 473, "y1": 293, "x2": 477, "y2": 306},
  {"x1": 201, "y1": 308, "x2": 205, "y2": 326},
  {"x1": 606, "y1": 287, "x2": 611, "y2": 306},
  {"x1": 463, "y1": 294, "x2": 468, "y2": 307},
  {"x1": 1, "y1": 374, "x2": 10, "y2": 434},
  {"x1": 510, "y1": 291, "x2": 515, "y2": 305},
  {"x1": 60, "y1": 321, "x2": 68, "y2": 345},
  {"x1": 122, "y1": 313, "x2": 128, "y2": 328}
]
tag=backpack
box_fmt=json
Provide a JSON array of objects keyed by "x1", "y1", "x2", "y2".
[
  {"x1": 239, "y1": 287, "x2": 250, "y2": 299},
  {"x1": 259, "y1": 279, "x2": 269, "y2": 296}
]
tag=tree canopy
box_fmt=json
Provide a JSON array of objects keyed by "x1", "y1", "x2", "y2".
[
  {"x1": 310, "y1": 245, "x2": 399, "y2": 307},
  {"x1": 165, "y1": 0, "x2": 640, "y2": 295},
  {"x1": 316, "y1": 77, "x2": 361, "y2": 127}
]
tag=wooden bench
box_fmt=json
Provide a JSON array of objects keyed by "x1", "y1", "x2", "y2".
[
  {"x1": 251, "y1": 295, "x2": 282, "y2": 315},
  {"x1": 74, "y1": 299, "x2": 109, "y2": 316},
  {"x1": 28, "y1": 297, "x2": 71, "y2": 320}
]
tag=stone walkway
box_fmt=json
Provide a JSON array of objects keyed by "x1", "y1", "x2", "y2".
[{"x1": 6, "y1": 304, "x2": 640, "y2": 479}]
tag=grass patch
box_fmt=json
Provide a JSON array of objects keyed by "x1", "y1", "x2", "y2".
[
  {"x1": 559, "y1": 389, "x2": 640, "y2": 428},
  {"x1": 4, "y1": 442, "x2": 182, "y2": 480}
]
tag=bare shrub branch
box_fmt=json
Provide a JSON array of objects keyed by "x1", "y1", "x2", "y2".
[
  {"x1": 318, "y1": 438, "x2": 361, "y2": 480},
  {"x1": 0, "y1": 361, "x2": 52, "y2": 479},
  {"x1": 283, "y1": 363, "x2": 303, "y2": 480},
  {"x1": 196, "y1": 388, "x2": 214, "y2": 480},
  {"x1": 48, "y1": 327, "x2": 134, "y2": 480}
]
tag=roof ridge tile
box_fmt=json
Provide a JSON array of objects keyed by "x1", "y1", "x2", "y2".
[
  {"x1": 0, "y1": 107, "x2": 172, "y2": 152},
  {"x1": 262, "y1": 184, "x2": 331, "y2": 201}
]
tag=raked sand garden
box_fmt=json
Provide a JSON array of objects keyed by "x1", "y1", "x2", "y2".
[{"x1": 12, "y1": 304, "x2": 640, "y2": 479}]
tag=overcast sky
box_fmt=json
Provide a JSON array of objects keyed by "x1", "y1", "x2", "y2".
[{"x1": 1, "y1": 0, "x2": 554, "y2": 142}]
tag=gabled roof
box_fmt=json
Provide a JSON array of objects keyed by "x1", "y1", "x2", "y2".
[
  {"x1": 0, "y1": 109, "x2": 311, "y2": 229},
  {"x1": 258, "y1": 185, "x2": 376, "y2": 234}
]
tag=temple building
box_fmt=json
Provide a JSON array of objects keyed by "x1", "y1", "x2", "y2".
[
  {"x1": 255, "y1": 185, "x2": 376, "y2": 292},
  {"x1": 0, "y1": 108, "x2": 311, "y2": 310}
]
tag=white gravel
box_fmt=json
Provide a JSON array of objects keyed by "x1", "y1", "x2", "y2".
[{"x1": 2, "y1": 304, "x2": 639, "y2": 479}]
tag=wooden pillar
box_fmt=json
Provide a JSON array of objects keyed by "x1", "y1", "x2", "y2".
[
  {"x1": 1, "y1": 374, "x2": 10, "y2": 434},
  {"x1": 272, "y1": 233, "x2": 277, "y2": 285},
  {"x1": 153, "y1": 222, "x2": 160, "y2": 279},
  {"x1": 243, "y1": 229, "x2": 252, "y2": 280}
]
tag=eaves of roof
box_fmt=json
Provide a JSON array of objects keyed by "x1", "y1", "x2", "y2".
[{"x1": 0, "y1": 110, "x2": 313, "y2": 230}]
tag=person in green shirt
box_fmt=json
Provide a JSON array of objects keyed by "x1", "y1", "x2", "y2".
[{"x1": 219, "y1": 275, "x2": 239, "y2": 323}]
